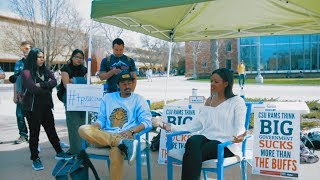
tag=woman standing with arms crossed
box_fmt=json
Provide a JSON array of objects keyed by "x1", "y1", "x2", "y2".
[
  {"x1": 59, "y1": 49, "x2": 87, "y2": 156},
  {"x1": 160, "y1": 68, "x2": 248, "y2": 180},
  {"x1": 21, "y1": 48, "x2": 71, "y2": 171}
]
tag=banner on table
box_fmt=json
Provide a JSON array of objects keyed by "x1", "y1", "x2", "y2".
[
  {"x1": 66, "y1": 84, "x2": 104, "y2": 112},
  {"x1": 252, "y1": 109, "x2": 300, "y2": 178},
  {"x1": 158, "y1": 105, "x2": 199, "y2": 164}
]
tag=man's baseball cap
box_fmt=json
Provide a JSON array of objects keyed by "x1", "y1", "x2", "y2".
[{"x1": 118, "y1": 72, "x2": 135, "y2": 82}]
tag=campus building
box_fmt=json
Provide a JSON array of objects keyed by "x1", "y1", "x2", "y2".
[{"x1": 185, "y1": 34, "x2": 320, "y2": 78}]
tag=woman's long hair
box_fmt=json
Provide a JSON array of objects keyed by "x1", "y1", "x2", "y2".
[
  {"x1": 212, "y1": 68, "x2": 235, "y2": 99},
  {"x1": 24, "y1": 48, "x2": 46, "y2": 79}
]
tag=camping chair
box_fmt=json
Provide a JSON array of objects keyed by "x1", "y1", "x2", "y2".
[
  {"x1": 166, "y1": 102, "x2": 253, "y2": 180},
  {"x1": 81, "y1": 100, "x2": 152, "y2": 180}
]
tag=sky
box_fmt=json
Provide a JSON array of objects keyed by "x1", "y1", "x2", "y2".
[
  {"x1": 0, "y1": 0, "x2": 91, "y2": 19},
  {"x1": 0, "y1": 0, "x2": 143, "y2": 47}
]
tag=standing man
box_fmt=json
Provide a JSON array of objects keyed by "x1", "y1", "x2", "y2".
[
  {"x1": 9, "y1": 41, "x2": 31, "y2": 144},
  {"x1": 79, "y1": 72, "x2": 152, "y2": 180},
  {"x1": 146, "y1": 68, "x2": 153, "y2": 82},
  {"x1": 99, "y1": 38, "x2": 137, "y2": 93},
  {"x1": 237, "y1": 60, "x2": 246, "y2": 89}
]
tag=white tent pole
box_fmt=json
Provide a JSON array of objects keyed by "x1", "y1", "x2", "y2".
[
  {"x1": 85, "y1": 19, "x2": 93, "y2": 125},
  {"x1": 164, "y1": 38, "x2": 173, "y2": 105}
]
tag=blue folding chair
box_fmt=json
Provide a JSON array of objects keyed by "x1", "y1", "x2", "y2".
[
  {"x1": 166, "y1": 102, "x2": 253, "y2": 180},
  {"x1": 82, "y1": 100, "x2": 152, "y2": 180}
]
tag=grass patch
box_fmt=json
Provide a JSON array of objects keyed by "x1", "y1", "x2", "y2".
[
  {"x1": 301, "y1": 121, "x2": 320, "y2": 129},
  {"x1": 306, "y1": 100, "x2": 320, "y2": 111},
  {"x1": 192, "y1": 77, "x2": 320, "y2": 85},
  {"x1": 246, "y1": 78, "x2": 320, "y2": 85},
  {"x1": 150, "y1": 100, "x2": 178, "y2": 110}
]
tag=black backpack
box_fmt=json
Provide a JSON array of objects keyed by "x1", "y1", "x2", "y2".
[
  {"x1": 52, "y1": 150, "x2": 100, "y2": 180},
  {"x1": 305, "y1": 131, "x2": 320, "y2": 150},
  {"x1": 150, "y1": 130, "x2": 161, "y2": 152},
  {"x1": 57, "y1": 64, "x2": 86, "y2": 103}
]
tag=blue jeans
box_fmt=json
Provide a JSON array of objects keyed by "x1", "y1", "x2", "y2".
[
  {"x1": 65, "y1": 110, "x2": 85, "y2": 154},
  {"x1": 238, "y1": 74, "x2": 245, "y2": 87},
  {"x1": 16, "y1": 103, "x2": 28, "y2": 138}
]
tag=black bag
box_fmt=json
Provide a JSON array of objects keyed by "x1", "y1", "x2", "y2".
[
  {"x1": 300, "y1": 134, "x2": 319, "y2": 163},
  {"x1": 150, "y1": 130, "x2": 161, "y2": 151},
  {"x1": 52, "y1": 150, "x2": 100, "y2": 180},
  {"x1": 306, "y1": 131, "x2": 320, "y2": 150},
  {"x1": 56, "y1": 82, "x2": 65, "y2": 102}
]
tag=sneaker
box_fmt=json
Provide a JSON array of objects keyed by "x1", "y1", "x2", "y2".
[
  {"x1": 119, "y1": 139, "x2": 138, "y2": 165},
  {"x1": 32, "y1": 158, "x2": 44, "y2": 171},
  {"x1": 60, "y1": 141, "x2": 70, "y2": 148},
  {"x1": 55, "y1": 151, "x2": 72, "y2": 160},
  {"x1": 14, "y1": 136, "x2": 28, "y2": 144}
]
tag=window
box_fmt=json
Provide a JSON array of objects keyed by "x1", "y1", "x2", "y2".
[
  {"x1": 202, "y1": 61, "x2": 207, "y2": 68},
  {"x1": 226, "y1": 40, "x2": 232, "y2": 52},
  {"x1": 226, "y1": 59, "x2": 232, "y2": 69},
  {"x1": 0, "y1": 62, "x2": 15, "y2": 72}
]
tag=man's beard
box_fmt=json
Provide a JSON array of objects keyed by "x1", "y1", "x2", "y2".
[{"x1": 124, "y1": 88, "x2": 131, "y2": 95}]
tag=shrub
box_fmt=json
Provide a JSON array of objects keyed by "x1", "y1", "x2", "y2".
[
  {"x1": 302, "y1": 111, "x2": 320, "y2": 119},
  {"x1": 150, "y1": 99, "x2": 178, "y2": 110},
  {"x1": 301, "y1": 121, "x2": 320, "y2": 129},
  {"x1": 306, "y1": 100, "x2": 320, "y2": 111}
]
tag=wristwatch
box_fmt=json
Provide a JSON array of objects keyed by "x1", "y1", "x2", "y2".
[{"x1": 129, "y1": 129, "x2": 135, "y2": 136}]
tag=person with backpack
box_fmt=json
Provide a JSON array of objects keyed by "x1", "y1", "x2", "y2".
[
  {"x1": 99, "y1": 38, "x2": 137, "y2": 93},
  {"x1": 9, "y1": 41, "x2": 31, "y2": 144},
  {"x1": 59, "y1": 49, "x2": 87, "y2": 156},
  {"x1": 21, "y1": 48, "x2": 72, "y2": 171}
]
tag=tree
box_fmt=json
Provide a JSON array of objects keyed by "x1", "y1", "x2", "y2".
[
  {"x1": 138, "y1": 34, "x2": 185, "y2": 73},
  {"x1": 91, "y1": 22, "x2": 124, "y2": 55},
  {"x1": 6, "y1": 0, "x2": 86, "y2": 65},
  {"x1": 210, "y1": 39, "x2": 220, "y2": 71},
  {"x1": 138, "y1": 35, "x2": 163, "y2": 68},
  {"x1": 189, "y1": 41, "x2": 203, "y2": 79}
]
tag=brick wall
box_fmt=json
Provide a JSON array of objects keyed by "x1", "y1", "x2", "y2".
[{"x1": 185, "y1": 39, "x2": 238, "y2": 77}]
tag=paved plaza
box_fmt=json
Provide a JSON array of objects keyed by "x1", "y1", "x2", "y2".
[{"x1": 0, "y1": 76, "x2": 319, "y2": 179}]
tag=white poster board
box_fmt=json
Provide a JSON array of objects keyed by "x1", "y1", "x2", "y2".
[
  {"x1": 252, "y1": 109, "x2": 300, "y2": 178},
  {"x1": 158, "y1": 105, "x2": 199, "y2": 164},
  {"x1": 66, "y1": 84, "x2": 104, "y2": 112}
]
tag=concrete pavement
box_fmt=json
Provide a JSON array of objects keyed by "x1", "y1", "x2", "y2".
[{"x1": 1, "y1": 76, "x2": 320, "y2": 179}]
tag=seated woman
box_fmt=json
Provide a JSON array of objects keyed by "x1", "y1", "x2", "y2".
[{"x1": 160, "y1": 68, "x2": 247, "y2": 180}]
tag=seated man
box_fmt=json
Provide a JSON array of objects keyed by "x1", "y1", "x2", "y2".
[{"x1": 78, "y1": 72, "x2": 152, "y2": 180}]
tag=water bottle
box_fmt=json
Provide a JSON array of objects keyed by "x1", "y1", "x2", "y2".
[
  {"x1": 192, "y1": 88, "x2": 198, "y2": 96},
  {"x1": 141, "y1": 152, "x2": 147, "y2": 166},
  {"x1": 239, "y1": 87, "x2": 245, "y2": 99}
]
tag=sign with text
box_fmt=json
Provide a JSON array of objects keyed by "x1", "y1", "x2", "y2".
[
  {"x1": 252, "y1": 109, "x2": 300, "y2": 178},
  {"x1": 66, "y1": 84, "x2": 104, "y2": 112},
  {"x1": 158, "y1": 105, "x2": 199, "y2": 164}
]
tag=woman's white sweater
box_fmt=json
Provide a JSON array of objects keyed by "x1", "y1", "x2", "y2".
[{"x1": 171, "y1": 96, "x2": 247, "y2": 157}]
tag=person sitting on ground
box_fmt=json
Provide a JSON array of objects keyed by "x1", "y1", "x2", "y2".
[
  {"x1": 297, "y1": 71, "x2": 304, "y2": 78},
  {"x1": 159, "y1": 68, "x2": 248, "y2": 180},
  {"x1": 78, "y1": 72, "x2": 152, "y2": 180},
  {"x1": 21, "y1": 48, "x2": 72, "y2": 171}
]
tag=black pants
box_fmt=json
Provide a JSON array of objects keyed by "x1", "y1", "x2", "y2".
[
  {"x1": 181, "y1": 135, "x2": 234, "y2": 180},
  {"x1": 25, "y1": 105, "x2": 62, "y2": 160}
]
